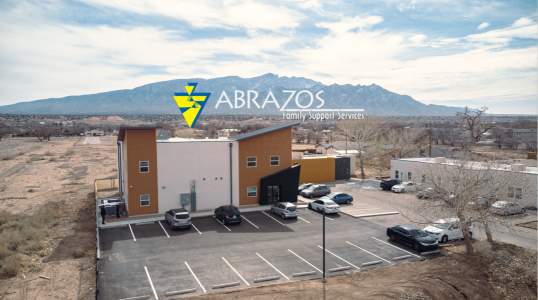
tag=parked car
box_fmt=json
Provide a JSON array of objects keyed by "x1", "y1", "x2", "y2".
[
  {"x1": 386, "y1": 225, "x2": 439, "y2": 251},
  {"x1": 391, "y1": 182, "x2": 417, "y2": 193},
  {"x1": 308, "y1": 199, "x2": 340, "y2": 214},
  {"x1": 491, "y1": 201, "x2": 526, "y2": 216},
  {"x1": 214, "y1": 205, "x2": 242, "y2": 224},
  {"x1": 423, "y1": 218, "x2": 474, "y2": 243},
  {"x1": 271, "y1": 202, "x2": 298, "y2": 219},
  {"x1": 380, "y1": 179, "x2": 401, "y2": 191},
  {"x1": 55, "y1": 134, "x2": 63, "y2": 137},
  {"x1": 298, "y1": 183, "x2": 314, "y2": 195},
  {"x1": 416, "y1": 187, "x2": 434, "y2": 199},
  {"x1": 468, "y1": 196, "x2": 493, "y2": 208},
  {"x1": 320, "y1": 192, "x2": 353, "y2": 204},
  {"x1": 301, "y1": 184, "x2": 331, "y2": 198},
  {"x1": 165, "y1": 208, "x2": 192, "y2": 229}
]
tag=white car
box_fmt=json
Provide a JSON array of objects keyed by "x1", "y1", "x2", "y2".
[
  {"x1": 423, "y1": 218, "x2": 475, "y2": 243},
  {"x1": 308, "y1": 199, "x2": 340, "y2": 214},
  {"x1": 391, "y1": 182, "x2": 417, "y2": 193}
]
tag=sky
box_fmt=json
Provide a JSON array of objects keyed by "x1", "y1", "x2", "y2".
[{"x1": 0, "y1": 0, "x2": 536, "y2": 114}]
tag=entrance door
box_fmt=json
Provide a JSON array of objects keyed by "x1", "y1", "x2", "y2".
[{"x1": 267, "y1": 185, "x2": 281, "y2": 203}]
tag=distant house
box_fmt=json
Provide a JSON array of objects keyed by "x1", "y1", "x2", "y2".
[
  {"x1": 85, "y1": 130, "x2": 104, "y2": 136},
  {"x1": 513, "y1": 128, "x2": 536, "y2": 142},
  {"x1": 218, "y1": 129, "x2": 241, "y2": 138},
  {"x1": 315, "y1": 143, "x2": 339, "y2": 154}
]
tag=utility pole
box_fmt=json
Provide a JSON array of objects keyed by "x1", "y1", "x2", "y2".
[{"x1": 429, "y1": 123, "x2": 432, "y2": 158}]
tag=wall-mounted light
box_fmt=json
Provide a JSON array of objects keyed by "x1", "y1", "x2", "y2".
[
  {"x1": 215, "y1": 177, "x2": 217, "y2": 180},
  {"x1": 220, "y1": 177, "x2": 222, "y2": 179},
  {"x1": 130, "y1": 186, "x2": 132, "y2": 188},
  {"x1": 203, "y1": 178, "x2": 205, "y2": 180}
]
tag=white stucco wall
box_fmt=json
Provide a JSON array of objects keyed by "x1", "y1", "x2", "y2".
[{"x1": 157, "y1": 140, "x2": 239, "y2": 213}]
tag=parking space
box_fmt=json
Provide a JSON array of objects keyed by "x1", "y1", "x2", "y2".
[{"x1": 99, "y1": 207, "x2": 440, "y2": 300}]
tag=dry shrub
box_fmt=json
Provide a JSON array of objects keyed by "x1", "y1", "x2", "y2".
[
  {"x1": 71, "y1": 215, "x2": 81, "y2": 222},
  {"x1": 65, "y1": 149, "x2": 75, "y2": 156},
  {"x1": 72, "y1": 249, "x2": 85, "y2": 258},
  {"x1": 0, "y1": 210, "x2": 17, "y2": 226},
  {"x1": 44, "y1": 151, "x2": 53, "y2": 156},
  {"x1": 0, "y1": 184, "x2": 6, "y2": 192},
  {"x1": 17, "y1": 240, "x2": 43, "y2": 253},
  {"x1": 2, "y1": 155, "x2": 15, "y2": 161},
  {"x1": 30, "y1": 206, "x2": 55, "y2": 226},
  {"x1": 27, "y1": 189, "x2": 34, "y2": 193},
  {"x1": 16, "y1": 152, "x2": 25, "y2": 156},
  {"x1": 54, "y1": 209, "x2": 67, "y2": 218},
  {"x1": 26, "y1": 155, "x2": 41, "y2": 163},
  {"x1": 0, "y1": 243, "x2": 11, "y2": 259},
  {"x1": 49, "y1": 157, "x2": 57, "y2": 162},
  {"x1": 1, "y1": 253, "x2": 23, "y2": 276}
]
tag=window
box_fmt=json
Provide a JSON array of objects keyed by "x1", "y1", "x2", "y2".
[
  {"x1": 247, "y1": 157, "x2": 257, "y2": 167},
  {"x1": 140, "y1": 195, "x2": 149, "y2": 206},
  {"x1": 139, "y1": 161, "x2": 149, "y2": 173},
  {"x1": 395, "y1": 170, "x2": 399, "y2": 179},
  {"x1": 247, "y1": 187, "x2": 257, "y2": 197},
  {"x1": 270, "y1": 156, "x2": 279, "y2": 166},
  {"x1": 408, "y1": 172, "x2": 412, "y2": 181},
  {"x1": 422, "y1": 174, "x2": 426, "y2": 183}
]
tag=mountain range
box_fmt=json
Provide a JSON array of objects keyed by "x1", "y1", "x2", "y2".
[{"x1": 0, "y1": 73, "x2": 462, "y2": 116}]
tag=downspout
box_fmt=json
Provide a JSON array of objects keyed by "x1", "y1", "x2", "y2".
[
  {"x1": 117, "y1": 142, "x2": 122, "y2": 198},
  {"x1": 229, "y1": 143, "x2": 233, "y2": 206}
]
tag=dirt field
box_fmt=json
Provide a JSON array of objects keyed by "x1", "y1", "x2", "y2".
[{"x1": 0, "y1": 136, "x2": 118, "y2": 299}]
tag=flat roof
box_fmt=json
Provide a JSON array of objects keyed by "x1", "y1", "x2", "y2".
[
  {"x1": 229, "y1": 123, "x2": 299, "y2": 141},
  {"x1": 117, "y1": 127, "x2": 162, "y2": 142},
  {"x1": 393, "y1": 157, "x2": 538, "y2": 175}
]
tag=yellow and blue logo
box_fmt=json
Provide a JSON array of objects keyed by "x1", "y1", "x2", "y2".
[{"x1": 173, "y1": 83, "x2": 211, "y2": 128}]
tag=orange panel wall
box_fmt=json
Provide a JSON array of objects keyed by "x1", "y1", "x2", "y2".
[
  {"x1": 238, "y1": 128, "x2": 292, "y2": 205},
  {"x1": 291, "y1": 157, "x2": 335, "y2": 184},
  {"x1": 125, "y1": 130, "x2": 159, "y2": 216}
]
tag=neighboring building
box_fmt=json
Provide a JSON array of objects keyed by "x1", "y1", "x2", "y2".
[
  {"x1": 116, "y1": 123, "x2": 301, "y2": 216},
  {"x1": 218, "y1": 129, "x2": 240, "y2": 138},
  {"x1": 513, "y1": 128, "x2": 536, "y2": 142},
  {"x1": 408, "y1": 146, "x2": 468, "y2": 158},
  {"x1": 86, "y1": 130, "x2": 104, "y2": 136},
  {"x1": 390, "y1": 157, "x2": 537, "y2": 207},
  {"x1": 316, "y1": 143, "x2": 339, "y2": 154}
]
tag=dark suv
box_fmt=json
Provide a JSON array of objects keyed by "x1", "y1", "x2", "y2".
[
  {"x1": 214, "y1": 205, "x2": 242, "y2": 225},
  {"x1": 165, "y1": 208, "x2": 192, "y2": 229},
  {"x1": 380, "y1": 179, "x2": 401, "y2": 191}
]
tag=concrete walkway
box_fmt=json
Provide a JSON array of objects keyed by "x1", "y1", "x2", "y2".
[{"x1": 83, "y1": 137, "x2": 100, "y2": 144}]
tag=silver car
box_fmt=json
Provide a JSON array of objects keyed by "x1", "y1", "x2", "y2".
[
  {"x1": 165, "y1": 208, "x2": 192, "y2": 229},
  {"x1": 491, "y1": 201, "x2": 526, "y2": 216},
  {"x1": 271, "y1": 202, "x2": 299, "y2": 219},
  {"x1": 301, "y1": 185, "x2": 331, "y2": 198}
]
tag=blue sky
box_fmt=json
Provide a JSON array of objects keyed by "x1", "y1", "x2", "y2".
[{"x1": 0, "y1": 0, "x2": 536, "y2": 114}]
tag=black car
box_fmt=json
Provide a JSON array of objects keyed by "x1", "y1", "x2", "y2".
[
  {"x1": 386, "y1": 225, "x2": 439, "y2": 251},
  {"x1": 214, "y1": 205, "x2": 242, "y2": 225},
  {"x1": 380, "y1": 179, "x2": 401, "y2": 191}
]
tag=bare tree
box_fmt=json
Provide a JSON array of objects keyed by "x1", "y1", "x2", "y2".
[
  {"x1": 312, "y1": 133, "x2": 323, "y2": 145},
  {"x1": 522, "y1": 134, "x2": 537, "y2": 152},
  {"x1": 338, "y1": 116, "x2": 384, "y2": 177},
  {"x1": 382, "y1": 125, "x2": 424, "y2": 158},
  {"x1": 457, "y1": 106, "x2": 493, "y2": 142},
  {"x1": 492, "y1": 126, "x2": 507, "y2": 148},
  {"x1": 394, "y1": 155, "x2": 533, "y2": 255},
  {"x1": 0, "y1": 124, "x2": 10, "y2": 141},
  {"x1": 29, "y1": 123, "x2": 56, "y2": 141}
]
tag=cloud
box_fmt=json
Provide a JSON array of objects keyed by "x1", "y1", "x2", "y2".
[
  {"x1": 316, "y1": 15, "x2": 384, "y2": 34},
  {"x1": 77, "y1": 0, "x2": 305, "y2": 32},
  {"x1": 477, "y1": 22, "x2": 489, "y2": 30},
  {"x1": 466, "y1": 17, "x2": 537, "y2": 45}
]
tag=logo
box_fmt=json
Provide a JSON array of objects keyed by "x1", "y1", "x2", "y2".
[{"x1": 173, "y1": 83, "x2": 211, "y2": 127}]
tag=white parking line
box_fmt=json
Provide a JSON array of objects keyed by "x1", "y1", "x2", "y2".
[
  {"x1": 287, "y1": 249, "x2": 322, "y2": 273},
  {"x1": 371, "y1": 237, "x2": 421, "y2": 258},
  {"x1": 128, "y1": 224, "x2": 136, "y2": 241},
  {"x1": 297, "y1": 217, "x2": 310, "y2": 223},
  {"x1": 222, "y1": 257, "x2": 250, "y2": 286},
  {"x1": 241, "y1": 216, "x2": 259, "y2": 229},
  {"x1": 144, "y1": 266, "x2": 159, "y2": 300},
  {"x1": 158, "y1": 221, "x2": 170, "y2": 238},
  {"x1": 256, "y1": 253, "x2": 289, "y2": 280},
  {"x1": 261, "y1": 211, "x2": 286, "y2": 226},
  {"x1": 343, "y1": 207, "x2": 382, "y2": 211},
  {"x1": 307, "y1": 210, "x2": 334, "y2": 220},
  {"x1": 213, "y1": 216, "x2": 231, "y2": 231},
  {"x1": 191, "y1": 224, "x2": 202, "y2": 234},
  {"x1": 317, "y1": 245, "x2": 360, "y2": 270},
  {"x1": 185, "y1": 262, "x2": 206, "y2": 293},
  {"x1": 345, "y1": 241, "x2": 392, "y2": 264}
]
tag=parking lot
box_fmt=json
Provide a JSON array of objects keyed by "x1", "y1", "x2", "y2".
[{"x1": 99, "y1": 206, "x2": 440, "y2": 300}]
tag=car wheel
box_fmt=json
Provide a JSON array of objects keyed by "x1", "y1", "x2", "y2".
[
  {"x1": 308, "y1": 203, "x2": 312, "y2": 210},
  {"x1": 401, "y1": 189, "x2": 405, "y2": 193},
  {"x1": 469, "y1": 232, "x2": 473, "y2": 239},
  {"x1": 521, "y1": 208, "x2": 526, "y2": 214},
  {"x1": 504, "y1": 211, "x2": 509, "y2": 216},
  {"x1": 221, "y1": 218, "x2": 226, "y2": 225},
  {"x1": 413, "y1": 243, "x2": 421, "y2": 251},
  {"x1": 170, "y1": 222, "x2": 174, "y2": 230},
  {"x1": 238, "y1": 220, "x2": 241, "y2": 224},
  {"x1": 271, "y1": 208, "x2": 274, "y2": 214},
  {"x1": 390, "y1": 234, "x2": 397, "y2": 242},
  {"x1": 309, "y1": 194, "x2": 314, "y2": 199},
  {"x1": 281, "y1": 213, "x2": 286, "y2": 219},
  {"x1": 346, "y1": 200, "x2": 350, "y2": 204},
  {"x1": 213, "y1": 213, "x2": 216, "y2": 219},
  {"x1": 441, "y1": 235, "x2": 448, "y2": 243}
]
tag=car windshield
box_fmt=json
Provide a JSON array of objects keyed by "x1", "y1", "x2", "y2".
[
  {"x1": 327, "y1": 192, "x2": 339, "y2": 197},
  {"x1": 409, "y1": 229, "x2": 429, "y2": 237},
  {"x1": 431, "y1": 223, "x2": 449, "y2": 229},
  {"x1": 493, "y1": 202, "x2": 506, "y2": 208},
  {"x1": 324, "y1": 201, "x2": 337, "y2": 206},
  {"x1": 175, "y1": 214, "x2": 189, "y2": 219},
  {"x1": 305, "y1": 186, "x2": 316, "y2": 190},
  {"x1": 299, "y1": 184, "x2": 310, "y2": 189}
]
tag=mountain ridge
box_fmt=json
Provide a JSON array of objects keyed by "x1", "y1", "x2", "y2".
[{"x1": 0, "y1": 73, "x2": 462, "y2": 116}]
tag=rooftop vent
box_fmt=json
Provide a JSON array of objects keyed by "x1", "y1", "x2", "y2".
[
  {"x1": 435, "y1": 157, "x2": 447, "y2": 164},
  {"x1": 511, "y1": 164, "x2": 526, "y2": 172}
]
